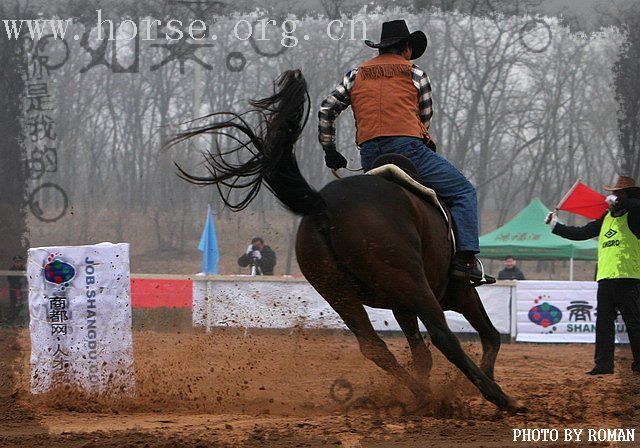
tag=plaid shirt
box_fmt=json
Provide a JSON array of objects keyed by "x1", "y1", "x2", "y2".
[{"x1": 318, "y1": 64, "x2": 433, "y2": 151}]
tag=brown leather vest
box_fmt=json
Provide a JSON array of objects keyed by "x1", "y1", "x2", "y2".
[{"x1": 351, "y1": 53, "x2": 427, "y2": 145}]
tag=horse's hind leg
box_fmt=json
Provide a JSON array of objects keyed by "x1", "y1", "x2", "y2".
[
  {"x1": 374, "y1": 279, "x2": 521, "y2": 412},
  {"x1": 445, "y1": 284, "x2": 501, "y2": 380},
  {"x1": 392, "y1": 309, "x2": 433, "y2": 380},
  {"x1": 330, "y1": 300, "x2": 429, "y2": 397},
  {"x1": 296, "y1": 219, "x2": 428, "y2": 398},
  {"x1": 407, "y1": 280, "x2": 525, "y2": 413}
]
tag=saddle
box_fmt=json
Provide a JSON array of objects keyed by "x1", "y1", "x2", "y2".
[{"x1": 366, "y1": 155, "x2": 456, "y2": 250}]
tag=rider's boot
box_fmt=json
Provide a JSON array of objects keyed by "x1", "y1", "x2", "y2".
[{"x1": 450, "y1": 251, "x2": 496, "y2": 285}]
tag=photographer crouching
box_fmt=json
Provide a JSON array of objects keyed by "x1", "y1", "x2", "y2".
[{"x1": 237, "y1": 237, "x2": 277, "y2": 275}]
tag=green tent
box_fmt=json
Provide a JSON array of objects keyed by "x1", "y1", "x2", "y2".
[{"x1": 479, "y1": 198, "x2": 598, "y2": 261}]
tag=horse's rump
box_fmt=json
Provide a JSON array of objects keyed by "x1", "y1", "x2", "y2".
[{"x1": 309, "y1": 175, "x2": 453, "y2": 301}]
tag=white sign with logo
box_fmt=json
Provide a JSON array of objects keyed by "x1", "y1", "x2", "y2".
[
  {"x1": 28, "y1": 243, "x2": 135, "y2": 394},
  {"x1": 200, "y1": 280, "x2": 512, "y2": 334},
  {"x1": 516, "y1": 281, "x2": 629, "y2": 343}
]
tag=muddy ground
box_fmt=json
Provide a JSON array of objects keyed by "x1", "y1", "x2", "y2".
[{"x1": 1, "y1": 327, "x2": 639, "y2": 447}]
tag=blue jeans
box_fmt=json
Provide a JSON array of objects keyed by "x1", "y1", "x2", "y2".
[{"x1": 360, "y1": 136, "x2": 479, "y2": 253}]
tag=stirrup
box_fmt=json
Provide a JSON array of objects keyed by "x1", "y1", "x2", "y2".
[
  {"x1": 451, "y1": 257, "x2": 495, "y2": 287},
  {"x1": 471, "y1": 278, "x2": 492, "y2": 287},
  {"x1": 470, "y1": 259, "x2": 495, "y2": 287}
]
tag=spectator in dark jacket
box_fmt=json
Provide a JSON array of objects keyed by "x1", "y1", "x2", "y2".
[
  {"x1": 237, "y1": 237, "x2": 277, "y2": 275},
  {"x1": 497, "y1": 256, "x2": 526, "y2": 280}
]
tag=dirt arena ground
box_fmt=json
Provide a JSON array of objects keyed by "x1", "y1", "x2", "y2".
[{"x1": 1, "y1": 327, "x2": 639, "y2": 447}]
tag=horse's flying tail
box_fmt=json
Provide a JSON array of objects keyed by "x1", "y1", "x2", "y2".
[{"x1": 167, "y1": 70, "x2": 326, "y2": 216}]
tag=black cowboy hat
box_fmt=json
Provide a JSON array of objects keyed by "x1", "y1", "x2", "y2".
[{"x1": 364, "y1": 19, "x2": 427, "y2": 60}]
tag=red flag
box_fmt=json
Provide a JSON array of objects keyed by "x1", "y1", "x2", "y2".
[{"x1": 556, "y1": 180, "x2": 607, "y2": 219}]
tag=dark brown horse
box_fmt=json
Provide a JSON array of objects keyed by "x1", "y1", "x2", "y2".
[{"x1": 170, "y1": 70, "x2": 525, "y2": 414}]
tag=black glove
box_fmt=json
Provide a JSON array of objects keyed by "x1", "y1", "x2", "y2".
[{"x1": 324, "y1": 149, "x2": 348, "y2": 170}]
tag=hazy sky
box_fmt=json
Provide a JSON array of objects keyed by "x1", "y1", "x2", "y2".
[{"x1": 542, "y1": 0, "x2": 616, "y2": 31}]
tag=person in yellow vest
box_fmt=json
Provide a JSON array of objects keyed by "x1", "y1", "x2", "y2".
[
  {"x1": 318, "y1": 19, "x2": 495, "y2": 285},
  {"x1": 545, "y1": 175, "x2": 640, "y2": 375}
]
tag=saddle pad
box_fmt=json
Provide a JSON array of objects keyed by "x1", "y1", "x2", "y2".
[{"x1": 366, "y1": 164, "x2": 456, "y2": 249}]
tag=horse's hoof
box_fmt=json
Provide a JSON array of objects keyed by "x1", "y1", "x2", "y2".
[{"x1": 507, "y1": 399, "x2": 527, "y2": 415}]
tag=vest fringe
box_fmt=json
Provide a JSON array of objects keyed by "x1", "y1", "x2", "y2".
[{"x1": 359, "y1": 64, "x2": 412, "y2": 80}]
